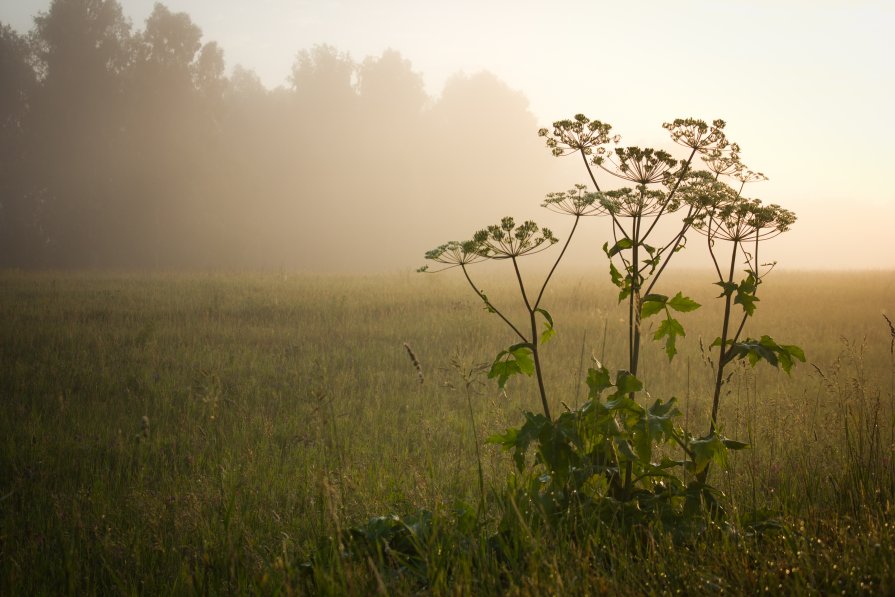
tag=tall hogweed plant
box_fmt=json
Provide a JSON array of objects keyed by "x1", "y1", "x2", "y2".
[{"x1": 419, "y1": 115, "x2": 805, "y2": 533}]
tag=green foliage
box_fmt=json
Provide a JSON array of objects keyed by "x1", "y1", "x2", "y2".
[
  {"x1": 488, "y1": 343, "x2": 535, "y2": 389},
  {"x1": 486, "y1": 367, "x2": 744, "y2": 534},
  {"x1": 536, "y1": 307, "x2": 555, "y2": 344},
  {"x1": 642, "y1": 292, "x2": 701, "y2": 360},
  {"x1": 715, "y1": 335, "x2": 807, "y2": 372}
]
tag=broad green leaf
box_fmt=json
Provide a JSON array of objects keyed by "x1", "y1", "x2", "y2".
[
  {"x1": 667, "y1": 292, "x2": 700, "y2": 313},
  {"x1": 586, "y1": 366, "x2": 613, "y2": 398},
  {"x1": 714, "y1": 281, "x2": 737, "y2": 297},
  {"x1": 645, "y1": 398, "x2": 681, "y2": 439},
  {"x1": 640, "y1": 294, "x2": 668, "y2": 319},
  {"x1": 781, "y1": 344, "x2": 806, "y2": 362},
  {"x1": 632, "y1": 425, "x2": 652, "y2": 462},
  {"x1": 510, "y1": 345, "x2": 535, "y2": 375},
  {"x1": 486, "y1": 427, "x2": 518, "y2": 448},
  {"x1": 615, "y1": 370, "x2": 643, "y2": 395},
  {"x1": 487, "y1": 345, "x2": 535, "y2": 388},
  {"x1": 488, "y1": 358, "x2": 522, "y2": 389},
  {"x1": 605, "y1": 396, "x2": 644, "y2": 414},
  {"x1": 606, "y1": 238, "x2": 634, "y2": 257},
  {"x1": 654, "y1": 316, "x2": 686, "y2": 360},
  {"x1": 688, "y1": 434, "x2": 728, "y2": 472},
  {"x1": 734, "y1": 291, "x2": 759, "y2": 316}
]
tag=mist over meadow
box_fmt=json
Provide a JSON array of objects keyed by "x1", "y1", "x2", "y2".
[{"x1": 1, "y1": 1, "x2": 579, "y2": 271}]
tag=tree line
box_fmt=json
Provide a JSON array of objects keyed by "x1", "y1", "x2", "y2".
[{"x1": 1, "y1": 0, "x2": 563, "y2": 270}]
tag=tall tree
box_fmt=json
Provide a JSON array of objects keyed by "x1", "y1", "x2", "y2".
[
  {"x1": 0, "y1": 24, "x2": 39, "y2": 265},
  {"x1": 126, "y1": 2, "x2": 208, "y2": 266},
  {"x1": 29, "y1": 0, "x2": 133, "y2": 266}
]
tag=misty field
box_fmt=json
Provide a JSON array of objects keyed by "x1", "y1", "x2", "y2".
[{"x1": 2, "y1": 270, "x2": 894, "y2": 594}]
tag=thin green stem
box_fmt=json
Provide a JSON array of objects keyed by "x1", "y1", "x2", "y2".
[
  {"x1": 581, "y1": 148, "x2": 630, "y2": 241},
  {"x1": 464, "y1": 382, "x2": 486, "y2": 517},
  {"x1": 730, "y1": 236, "x2": 761, "y2": 346},
  {"x1": 460, "y1": 264, "x2": 526, "y2": 343},
  {"x1": 639, "y1": 146, "x2": 697, "y2": 242},
  {"x1": 629, "y1": 209, "x2": 642, "y2": 377},
  {"x1": 710, "y1": 239, "x2": 740, "y2": 432},
  {"x1": 512, "y1": 256, "x2": 551, "y2": 420},
  {"x1": 534, "y1": 214, "x2": 580, "y2": 309},
  {"x1": 643, "y1": 203, "x2": 698, "y2": 297}
]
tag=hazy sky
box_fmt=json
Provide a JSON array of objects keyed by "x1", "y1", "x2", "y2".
[{"x1": 4, "y1": 0, "x2": 894, "y2": 269}]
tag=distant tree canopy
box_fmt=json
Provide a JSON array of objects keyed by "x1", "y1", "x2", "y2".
[{"x1": 0, "y1": 0, "x2": 561, "y2": 270}]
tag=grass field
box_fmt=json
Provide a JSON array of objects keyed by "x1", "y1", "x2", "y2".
[{"x1": 1, "y1": 269, "x2": 894, "y2": 594}]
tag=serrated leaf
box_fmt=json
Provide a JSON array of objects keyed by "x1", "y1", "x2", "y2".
[
  {"x1": 667, "y1": 292, "x2": 700, "y2": 313},
  {"x1": 487, "y1": 345, "x2": 535, "y2": 389},
  {"x1": 488, "y1": 358, "x2": 521, "y2": 389},
  {"x1": 608, "y1": 260, "x2": 624, "y2": 288},
  {"x1": 605, "y1": 396, "x2": 644, "y2": 413},
  {"x1": 654, "y1": 316, "x2": 686, "y2": 360},
  {"x1": 510, "y1": 346, "x2": 535, "y2": 375},
  {"x1": 640, "y1": 294, "x2": 668, "y2": 319},
  {"x1": 781, "y1": 344, "x2": 806, "y2": 362},
  {"x1": 688, "y1": 434, "x2": 728, "y2": 472},
  {"x1": 586, "y1": 366, "x2": 613, "y2": 398},
  {"x1": 614, "y1": 370, "x2": 643, "y2": 395},
  {"x1": 734, "y1": 291, "x2": 759, "y2": 316},
  {"x1": 715, "y1": 281, "x2": 737, "y2": 297}
]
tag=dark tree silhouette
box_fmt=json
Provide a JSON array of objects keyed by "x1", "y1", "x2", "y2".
[
  {"x1": 0, "y1": 2, "x2": 569, "y2": 270},
  {"x1": 0, "y1": 24, "x2": 39, "y2": 265}
]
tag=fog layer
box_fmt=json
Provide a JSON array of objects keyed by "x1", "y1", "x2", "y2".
[{"x1": 0, "y1": 1, "x2": 587, "y2": 270}]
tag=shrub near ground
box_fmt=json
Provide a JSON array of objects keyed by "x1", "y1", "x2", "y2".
[{"x1": 0, "y1": 270, "x2": 893, "y2": 594}]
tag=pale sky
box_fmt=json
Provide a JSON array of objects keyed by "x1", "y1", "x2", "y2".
[{"x1": 3, "y1": 0, "x2": 894, "y2": 269}]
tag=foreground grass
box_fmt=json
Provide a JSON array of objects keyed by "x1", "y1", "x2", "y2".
[{"x1": 1, "y1": 269, "x2": 893, "y2": 594}]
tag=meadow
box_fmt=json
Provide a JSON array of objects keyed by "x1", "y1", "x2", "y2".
[{"x1": 1, "y1": 269, "x2": 894, "y2": 594}]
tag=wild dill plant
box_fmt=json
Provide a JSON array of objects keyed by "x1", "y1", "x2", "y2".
[{"x1": 420, "y1": 219, "x2": 562, "y2": 419}]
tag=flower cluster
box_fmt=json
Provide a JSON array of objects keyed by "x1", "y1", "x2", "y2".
[
  {"x1": 600, "y1": 186, "x2": 676, "y2": 218},
  {"x1": 537, "y1": 114, "x2": 618, "y2": 157},
  {"x1": 473, "y1": 217, "x2": 558, "y2": 259},
  {"x1": 420, "y1": 218, "x2": 558, "y2": 272},
  {"x1": 542, "y1": 184, "x2": 607, "y2": 217},
  {"x1": 596, "y1": 146, "x2": 679, "y2": 184},
  {"x1": 675, "y1": 170, "x2": 740, "y2": 214},
  {"x1": 700, "y1": 147, "x2": 743, "y2": 178},
  {"x1": 417, "y1": 240, "x2": 485, "y2": 272},
  {"x1": 692, "y1": 197, "x2": 796, "y2": 243},
  {"x1": 663, "y1": 118, "x2": 731, "y2": 152}
]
